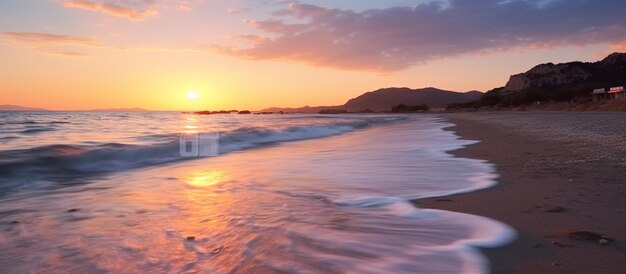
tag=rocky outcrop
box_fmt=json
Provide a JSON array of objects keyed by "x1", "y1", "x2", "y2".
[
  {"x1": 504, "y1": 63, "x2": 593, "y2": 92},
  {"x1": 502, "y1": 53, "x2": 626, "y2": 93},
  {"x1": 599, "y1": 52, "x2": 626, "y2": 67}
]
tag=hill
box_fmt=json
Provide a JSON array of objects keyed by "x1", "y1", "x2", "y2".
[
  {"x1": 343, "y1": 87, "x2": 481, "y2": 111},
  {"x1": 261, "y1": 105, "x2": 339, "y2": 113},
  {"x1": 89, "y1": 108, "x2": 148, "y2": 112},
  {"x1": 263, "y1": 87, "x2": 481, "y2": 113},
  {"x1": 0, "y1": 105, "x2": 48, "y2": 111}
]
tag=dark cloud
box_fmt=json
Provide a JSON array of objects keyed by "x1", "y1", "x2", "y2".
[{"x1": 220, "y1": 0, "x2": 626, "y2": 71}]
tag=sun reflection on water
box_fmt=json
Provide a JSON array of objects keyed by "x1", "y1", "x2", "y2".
[{"x1": 185, "y1": 170, "x2": 229, "y2": 187}]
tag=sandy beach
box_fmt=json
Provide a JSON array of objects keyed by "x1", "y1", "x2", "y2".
[{"x1": 416, "y1": 112, "x2": 626, "y2": 273}]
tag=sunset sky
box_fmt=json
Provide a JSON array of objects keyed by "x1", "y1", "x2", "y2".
[{"x1": 1, "y1": 0, "x2": 625, "y2": 111}]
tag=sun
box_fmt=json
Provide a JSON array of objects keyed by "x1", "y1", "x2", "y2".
[{"x1": 187, "y1": 91, "x2": 198, "y2": 100}]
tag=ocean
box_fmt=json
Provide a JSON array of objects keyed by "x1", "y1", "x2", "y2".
[{"x1": 0, "y1": 111, "x2": 515, "y2": 273}]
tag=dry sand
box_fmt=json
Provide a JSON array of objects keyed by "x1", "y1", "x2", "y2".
[{"x1": 415, "y1": 112, "x2": 626, "y2": 274}]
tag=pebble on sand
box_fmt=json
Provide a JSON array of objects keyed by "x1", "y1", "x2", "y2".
[
  {"x1": 565, "y1": 230, "x2": 613, "y2": 242},
  {"x1": 544, "y1": 205, "x2": 566, "y2": 213}
]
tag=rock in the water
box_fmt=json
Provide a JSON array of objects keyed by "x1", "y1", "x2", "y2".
[
  {"x1": 599, "y1": 239, "x2": 610, "y2": 245},
  {"x1": 67, "y1": 209, "x2": 80, "y2": 213},
  {"x1": 186, "y1": 236, "x2": 196, "y2": 241},
  {"x1": 552, "y1": 262, "x2": 560, "y2": 267}
]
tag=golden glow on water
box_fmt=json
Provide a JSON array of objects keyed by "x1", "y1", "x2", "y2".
[
  {"x1": 182, "y1": 116, "x2": 200, "y2": 134},
  {"x1": 185, "y1": 170, "x2": 229, "y2": 187}
]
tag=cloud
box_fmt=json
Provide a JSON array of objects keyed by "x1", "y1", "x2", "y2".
[
  {"x1": 1, "y1": 32, "x2": 100, "y2": 46},
  {"x1": 42, "y1": 49, "x2": 90, "y2": 57},
  {"x1": 219, "y1": 0, "x2": 626, "y2": 71},
  {"x1": 594, "y1": 40, "x2": 626, "y2": 58},
  {"x1": 0, "y1": 31, "x2": 101, "y2": 56},
  {"x1": 62, "y1": 0, "x2": 205, "y2": 19},
  {"x1": 176, "y1": 0, "x2": 201, "y2": 11},
  {"x1": 609, "y1": 41, "x2": 626, "y2": 52},
  {"x1": 0, "y1": 31, "x2": 199, "y2": 56},
  {"x1": 63, "y1": 0, "x2": 159, "y2": 20}
]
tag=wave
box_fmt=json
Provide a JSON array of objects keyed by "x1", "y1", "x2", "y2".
[
  {"x1": 0, "y1": 116, "x2": 406, "y2": 192},
  {"x1": 0, "y1": 120, "x2": 37, "y2": 125},
  {"x1": 0, "y1": 136, "x2": 18, "y2": 142},
  {"x1": 20, "y1": 127, "x2": 56, "y2": 134}
]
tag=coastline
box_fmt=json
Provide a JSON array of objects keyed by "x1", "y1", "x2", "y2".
[{"x1": 414, "y1": 112, "x2": 626, "y2": 274}]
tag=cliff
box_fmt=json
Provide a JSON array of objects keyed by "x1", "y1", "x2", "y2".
[{"x1": 502, "y1": 53, "x2": 626, "y2": 93}]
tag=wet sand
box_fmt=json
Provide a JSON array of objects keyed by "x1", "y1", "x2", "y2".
[{"x1": 415, "y1": 112, "x2": 626, "y2": 274}]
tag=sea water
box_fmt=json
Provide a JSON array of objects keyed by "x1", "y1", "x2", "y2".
[{"x1": 0, "y1": 112, "x2": 515, "y2": 273}]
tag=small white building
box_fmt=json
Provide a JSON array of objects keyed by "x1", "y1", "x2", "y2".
[
  {"x1": 607, "y1": 86, "x2": 626, "y2": 100},
  {"x1": 592, "y1": 86, "x2": 626, "y2": 101},
  {"x1": 591, "y1": 88, "x2": 606, "y2": 101}
]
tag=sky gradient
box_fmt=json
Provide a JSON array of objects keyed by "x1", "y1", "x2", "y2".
[{"x1": 1, "y1": 0, "x2": 625, "y2": 110}]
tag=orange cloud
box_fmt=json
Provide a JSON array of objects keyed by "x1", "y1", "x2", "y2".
[
  {"x1": 0, "y1": 31, "x2": 202, "y2": 57},
  {"x1": 42, "y1": 49, "x2": 89, "y2": 57},
  {"x1": 1, "y1": 32, "x2": 100, "y2": 46},
  {"x1": 0, "y1": 31, "x2": 101, "y2": 56},
  {"x1": 610, "y1": 41, "x2": 626, "y2": 52},
  {"x1": 63, "y1": 0, "x2": 159, "y2": 20},
  {"x1": 593, "y1": 40, "x2": 626, "y2": 59}
]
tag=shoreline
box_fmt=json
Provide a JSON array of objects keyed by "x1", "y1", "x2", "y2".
[{"x1": 414, "y1": 112, "x2": 626, "y2": 274}]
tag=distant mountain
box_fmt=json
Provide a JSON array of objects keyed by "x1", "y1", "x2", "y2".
[
  {"x1": 0, "y1": 105, "x2": 47, "y2": 111},
  {"x1": 262, "y1": 87, "x2": 482, "y2": 113},
  {"x1": 89, "y1": 107, "x2": 148, "y2": 112},
  {"x1": 343, "y1": 87, "x2": 482, "y2": 111},
  {"x1": 261, "y1": 105, "x2": 338, "y2": 113}
]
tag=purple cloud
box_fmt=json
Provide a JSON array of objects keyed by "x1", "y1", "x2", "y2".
[{"x1": 219, "y1": 0, "x2": 626, "y2": 71}]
